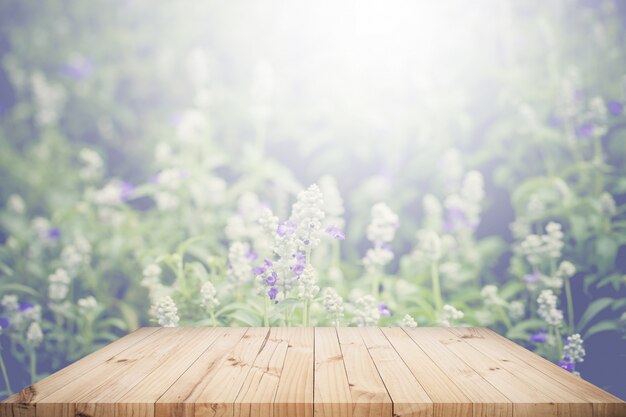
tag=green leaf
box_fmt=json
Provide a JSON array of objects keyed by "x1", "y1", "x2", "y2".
[
  {"x1": 229, "y1": 310, "x2": 261, "y2": 327},
  {"x1": 506, "y1": 319, "x2": 545, "y2": 341},
  {"x1": 0, "y1": 283, "x2": 40, "y2": 297},
  {"x1": 576, "y1": 298, "x2": 614, "y2": 333},
  {"x1": 583, "y1": 320, "x2": 619, "y2": 339}
]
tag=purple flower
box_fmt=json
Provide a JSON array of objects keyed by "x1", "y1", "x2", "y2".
[
  {"x1": 246, "y1": 251, "x2": 258, "y2": 262},
  {"x1": 19, "y1": 302, "x2": 34, "y2": 312},
  {"x1": 378, "y1": 302, "x2": 393, "y2": 318},
  {"x1": 47, "y1": 228, "x2": 61, "y2": 241},
  {"x1": 266, "y1": 272, "x2": 277, "y2": 286},
  {"x1": 576, "y1": 123, "x2": 594, "y2": 138},
  {"x1": 523, "y1": 271, "x2": 540, "y2": 285},
  {"x1": 530, "y1": 328, "x2": 548, "y2": 343},
  {"x1": 292, "y1": 263, "x2": 305, "y2": 276},
  {"x1": 60, "y1": 57, "x2": 94, "y2": 80},
  {"x1": 608, "y1": 100, "x2": 623, "y2": 116},
  {"x1": 277, "y1": 221, "x2": 297, "y2": 237},
  {"x1": 120, "y1": 182, "x2": 135, "y2": 202},
  {"x1": 558, "y1": 356, "x2": 574, "y2": 372},
  {"x1": 253, "y1": 266, "x2": 267, "y2": 275},
  {"x1": 268, "y1": 286, "x2": 278, "y2": 301},
  {"x1": 0, "y1": 316, "x2": 9, "y2": 330},
  {"x1": 325, "y1": 226, "x2": 345, "y2": 240}
]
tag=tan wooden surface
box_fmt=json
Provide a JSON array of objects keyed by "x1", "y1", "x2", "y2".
[{"x1": 1, "y1": 327, "x2": 624, "y2": 417}]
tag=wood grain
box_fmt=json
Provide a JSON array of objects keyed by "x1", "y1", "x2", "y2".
[{"x1": 1, "y1": 326, "x2": 622, "y2": 417}]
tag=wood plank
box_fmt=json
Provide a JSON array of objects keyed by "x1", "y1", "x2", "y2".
[
  {"x1": 233, "y1": 327, "x2": 291, "y2": 417},
  {"x1": 194, "y1": 327, "x2": 270, "y2": 417},
  {"x1": 358, "y1": 327, "x2": 433, "y2": 417},
  {"x1": 336, "y1": 327, "x2": 392, "y2": 417},
  {"x1": 447, "y1": 327, "x2": 593, "y2": 417},
  {"x1": 155, "y1": 327, "x2": 247, "y2": 417},
  {"x1": 404, "y1": 327, "x2": 512, "y2": 417},
  {"x1": 314, "y1": 327, "x2": 352, "y2": 417},
  {"x1": 0, "y1": 327, "x2": 159, "y2": 417},
  {"x1": 457, "y1": 327, "x2": 626, "y2": 417},
  {"x1": 423, "y1": 327, "x2": 562, "y2": 417},
  {"x1": 36, "y1": 327, "x2": 190, "y2": 417},
  {"x1": 380, "y1": 327, "x2": 472, "y2": 417},
  {"x1": 274, "y1": 327, "x2": 314, "y2": 417},
  {"x1": 115, "y1": 327, "x2": 221, "y2": 417}
]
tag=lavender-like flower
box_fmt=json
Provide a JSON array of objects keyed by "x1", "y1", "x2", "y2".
[
  {"x1": 200, "y1": 282, "x2": 219, "y2": 311},
  {"x1": 400, "y1": 314, "x2": 418, "y2": 328},
  {"x1": 352, "y1": 295, "x2": 380, "y2": 327},
  {"x1": 440, "y1": 304, "x2": 464, "y2": 327},
  {"x1": 291, "y1": 184, "x2": 325, "y2": 250},
  {"x1": 226, "y1": 242, "x2": 254, "y2": 286},
  {"x1": 537, "y1": 290, "x2": 563, "y2": 326},
  {"x1": 530, "y1": 328, "x2": 548, "y2": 343},
  {"x1": 378, "y1": 302, "x2": 393, "y2": 318},
  {"x1": 153, "y1": 296, "x2": 180, "y2": 327},
  {"x1": 26, "y1": 322, "x2": 43, "y2": 347},
  {"x1": 323, "y1": 288, "x2": 344, "y2": 326}
]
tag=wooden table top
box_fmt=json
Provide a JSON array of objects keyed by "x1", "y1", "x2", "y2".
[{"x1": 1, "y1": 327, "x2": 624, "y2": 417}]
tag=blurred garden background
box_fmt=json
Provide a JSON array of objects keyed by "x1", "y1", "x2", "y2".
[{"x1": 1, "y1": 0, "x2": 626, "y2": 400}]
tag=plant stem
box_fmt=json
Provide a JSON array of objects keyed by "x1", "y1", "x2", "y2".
[
  {"x1": 555, "y1": 326, "x2": 564, "y2": 358},
  {"x1": 263, "y1": 297, "x2": 269, "y2": 327},
  {"x1": 498, "y1": 305, "x2": 512, "y2": 329},
  {"x1": 303, "y1": 299, "x2": 310, "y2": 327},
  {"x1": 0, "y1": 350, "x2": 12, "y2": 394},
  {"x1": 564, "y1": 278, "x2": 575, "y2": 331},
  {"x1": 211, "y1": 311, "x2": 217, "y2": 327},
  {"x1": 29, "y1": 349, "x2": 37, "y2": 384},
  {"x1": 431, "y1": 262, "x2": 443, "y2": 312}
]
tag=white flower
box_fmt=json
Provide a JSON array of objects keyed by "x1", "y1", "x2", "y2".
[
  {"x1": 440, "y1": 304, "x2": 464, "y2": 327},
  {"x1": 92, "y1": 181, "x2": 124, "y2": 206},
  {"x1": 26, "y1": 322, "x2": 44, "y2": 347},
  {"x1": 153, "y1": 296, "x2": 180, "y2": 327},
  {"x1": 323, "y1": 288, "x2": 344, "y2": 325},
  {"x1": 563, "y1": 334, "x2": 586, "y2": 363},
  {"x1": 226, "y1": 241, "x2": 253, "y2": 286},
  {"x1": 362, "y1": 246, "x2": 394, "y2": 274},
  {"x1": 537, "y1": 289, "x2": 563, "y2": 326},
  {"x1": 291, "y1": 184, "x2": 325, "y2": 250},
  {"x1": 366, "y1": 203, "x2": 398, "y2": 244},
  {"x1": 461, "y1": 170, "x2": 485, "y2": 204},
  {"x1": 48, "y1": 268, "x2": 71, "y2": 302},
  {"x1": 31, "y1": 217, "x2": 51, "y2": 239},
  {"x1": 7, "y1": 194, "x2": 25, "y2": 214},
  {"x1": 508, "y1": 301, "x2": 525, "y2": 321},
  {"x1": 352, "y1": 295, "x2": 380, "y2": 327},
  {"x1": 422, "y1": 194, "x2": 443, "y2": 231},
  {"x1": 400, "y1": 314, "x2": 418, "y2": 328},
  {"x1": 156, "y1": 169, "x2": 184, "y2": 190},
  {"x1": 298, "y1": 264, "x2": 319, "y2": 301},
  {"x1": 599, "y1": 192, "x2": 616, "y2": 216},
  {"x1": 413, "y1": 229, "x2": 442, "y2": 262},
  {"x1": 155, "y1": 192, "x2": 180, "y2": 211},
  {"x1": 481, "y1": 285, "x2": 505, "y2": 306},
  {"x1": 143, "y1": 264, "x2": 162, "y2": 280},
  {"x1": 31, "y1": 72, "x2": 66, "y2": 126},
  {"x1": 557, "y1": 261, "x2": 576, "y2": 279},
  {"x1": 77, "y1": 296, "x2": 98, "y2": 313},
  {"x1": 78, "y1": 148, "x2": 103, "y2": 181},
  {"x1": 200, "y1": 281, "x2": 219, "y2": 311},
  {"x1": 1, "y1": 295, "x2": 19, "y2": 311},
  {"x1": 520, "y1": 222, "x2": 564, "y2": 266}
]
